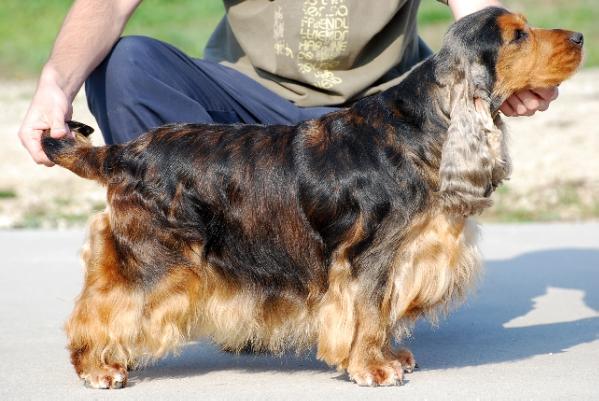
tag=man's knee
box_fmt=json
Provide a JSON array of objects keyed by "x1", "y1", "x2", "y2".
[
  {"x1": 85, "y1": 36, "x2": 169, "y2": 143},
  {"x1": 86, "y1": 36, "x2": 163, "y2": 99},
  {"x1": 107, "y1": 35, "x2": 163, "y2": 69}
]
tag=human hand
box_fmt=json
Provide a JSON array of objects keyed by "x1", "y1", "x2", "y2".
[
  {"x1": 500, "y1": 87, "x2": 559, "y2": 117},
  {"x1": 18, "y1": 66, "x2": 74, "y2": 166}
]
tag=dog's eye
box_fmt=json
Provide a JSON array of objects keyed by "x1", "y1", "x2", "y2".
[{"x1": 512, "y1": 29, "x2": 528, "y2": 43}]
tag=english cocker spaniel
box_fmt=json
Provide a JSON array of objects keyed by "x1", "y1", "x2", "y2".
[{"x1": 41, "y1": 7, "x2": 583, "y2": 388}]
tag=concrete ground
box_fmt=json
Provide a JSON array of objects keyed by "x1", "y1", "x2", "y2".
[{"x1": 1, "y1": 223, "x2": 598, "y2": 401}]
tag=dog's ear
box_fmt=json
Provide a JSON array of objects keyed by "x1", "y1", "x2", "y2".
[{"x1": 439, "y1": 83, "x2": 497, "y2": 216}]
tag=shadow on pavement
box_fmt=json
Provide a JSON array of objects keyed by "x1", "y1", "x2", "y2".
[
  {"x1": 139, "y1": 248, "x2": 599, "y2": 381},
  {"x1": 405, "y1": 248, "x2": 599, "y2": 370}
]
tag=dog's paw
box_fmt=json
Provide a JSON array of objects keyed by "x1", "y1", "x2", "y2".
[
  {"x1": 80, "y1": 364, "x2": 128, "y2": 389},
  {"x1": 348, "y1": 362, "x2": 404, "y2": 386},
  {"x1": 390, "y1": 347, "x2": 417, "y2": 373}
]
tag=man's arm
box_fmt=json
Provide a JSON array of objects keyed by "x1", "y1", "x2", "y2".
[
  {"x1": 18, "y1": 0, "x2": 142, "y2": 166},
  {"x1": 446, "y1": 0, "x2": 559, "y2": 117}
]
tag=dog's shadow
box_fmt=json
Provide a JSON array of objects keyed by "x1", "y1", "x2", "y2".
[
  {"x1": 138, "y1": 248, "x2": 599, "y2": 382},
  {"x1": 135, "y1": 344, "x2": 329, "y2": 384},
  {"x1": 405, "y1": 248, "x2": 599, "y2": 370}
]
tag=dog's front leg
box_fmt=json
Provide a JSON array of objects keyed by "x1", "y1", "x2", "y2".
[
  {"x1": 345, "y1": 297, "x2": 413, "y2": 386},
  {"x1": 315, "y1": 230, "x2": 410, "y2": 386}
]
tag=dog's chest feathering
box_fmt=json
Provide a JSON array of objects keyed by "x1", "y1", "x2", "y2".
[{"x1": 386, "y1": 213, "x2": 481, "y2": 334}]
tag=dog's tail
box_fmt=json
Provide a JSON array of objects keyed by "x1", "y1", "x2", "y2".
[{"x1": 41, "y1": 121, "x2": 110, "y2": 184}]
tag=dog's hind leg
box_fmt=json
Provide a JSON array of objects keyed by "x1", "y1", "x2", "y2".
[{"x1": 66, "y1": 212, "x2": 143, "y2": 389}]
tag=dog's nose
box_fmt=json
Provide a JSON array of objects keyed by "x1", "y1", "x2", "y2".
[{"x1": 570, "y1": 32, "x2": 584, "y2": 46}]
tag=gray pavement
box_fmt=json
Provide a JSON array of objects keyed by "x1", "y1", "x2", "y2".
[{"x1": 1, "y1": 224, "x2": 598, "y2": 400}]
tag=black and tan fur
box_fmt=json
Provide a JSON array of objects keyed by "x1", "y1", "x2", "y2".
[{"x1": 41, "y1": 8, "x2": 583, "y2": 388}]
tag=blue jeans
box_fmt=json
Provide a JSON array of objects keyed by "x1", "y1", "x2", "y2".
[{"x1": 85, "y1": 36, "x2": 339, "y2": 144}]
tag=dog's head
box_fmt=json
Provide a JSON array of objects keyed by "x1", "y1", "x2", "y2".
[
  {"x1": 438, "y1": 6, "x2": 583, "y2": 109},
  {"x1": 434, "y1": 7, "x2": 583, "y2": 216}
]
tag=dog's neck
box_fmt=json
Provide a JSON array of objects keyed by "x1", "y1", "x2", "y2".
[
  {"x1": 376, "y1": 57, "x2": 453, "y2": 134},
  {"x1": 355, "y1": 55, "x2": 507, "y2": 146}
]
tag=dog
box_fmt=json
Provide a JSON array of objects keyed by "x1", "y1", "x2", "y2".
[{"x1": 41, "y1": 7, "x2": 582, "y2": 389}]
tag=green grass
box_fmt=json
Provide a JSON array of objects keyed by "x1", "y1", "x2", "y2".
[
  {"x1": 0, "y1": 0, "x2": 596, "y2": 79},
  {"x1": 481, "y1": 181, "x2": 599, "y2": 222},
  {"x1": 0, "y1": 189, "x2": 17, "y2": 199},
  {"x1": 0, "y1": 0, "x2": 225, "y2": 79},
  {"x1": 14, "y1": 198, "x2": 106, "y2": 229},
  {"x1": 124, "y1": 0, "x2": 225, "y2": 58},
  {"x1": 16, "y1": 209, "x2": 91, "y2": 229}
]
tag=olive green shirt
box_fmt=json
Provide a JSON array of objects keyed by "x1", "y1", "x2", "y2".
[{"x1": 205, "y1": 0, "x2": 439, "y2": 107}]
